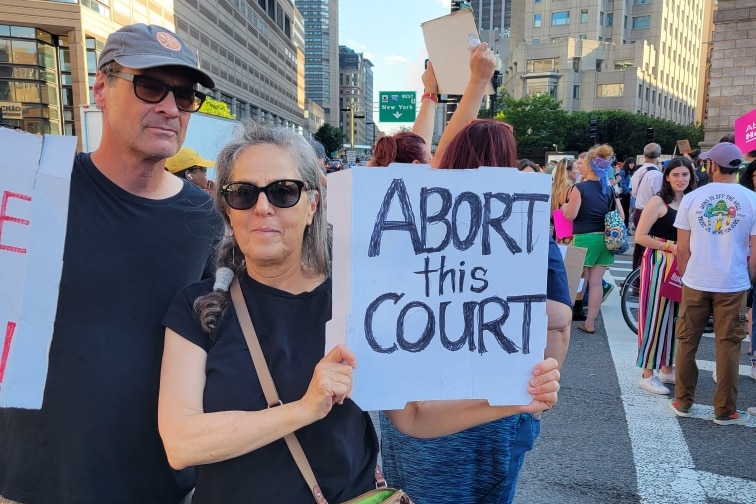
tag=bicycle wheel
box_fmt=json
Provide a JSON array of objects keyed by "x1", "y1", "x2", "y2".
[{"x1": 620, "y1": 266, "x2": 641, "y2": 334}]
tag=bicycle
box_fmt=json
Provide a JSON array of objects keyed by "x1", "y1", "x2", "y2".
[{"x1": 619, "y1": 266, "x2": 641, "y2": 334}]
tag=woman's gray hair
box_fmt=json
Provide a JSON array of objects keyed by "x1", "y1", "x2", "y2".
[{"x1": 194, "y1": 122, "x2": 329, "y2": 332}]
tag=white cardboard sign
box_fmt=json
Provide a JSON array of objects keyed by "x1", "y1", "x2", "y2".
[
  {"x1": 0, "y1": 128, "x2": 75, "y2": 409},
  {"x1": 327, "y1": 165, "x2": 551, "y2": 410}
]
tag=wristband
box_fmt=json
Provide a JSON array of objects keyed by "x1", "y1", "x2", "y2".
[{"x1": 421, "y1": 92, "x2": 438, "y2": 103}]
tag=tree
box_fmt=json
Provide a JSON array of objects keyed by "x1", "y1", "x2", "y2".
[
  {"x1": 495, "y1": 91, "x2": 569, "y2": 158},
  {"x1": 198, "y1": 96, "x2": 235, "y2": 119},
  {"x1": 314, "y1": 124, "x2": 345, "y2": 157},
  {"x1": 563, "y1": 110, "x2": 704, "y2": 160}
]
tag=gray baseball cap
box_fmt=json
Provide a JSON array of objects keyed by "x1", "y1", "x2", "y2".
[
  {"x1": 98, "y1": 23, "x2": 214, "y2": 89},
  {"x1": 699, "y1": 142, "x2": 743, "y2": 169}
]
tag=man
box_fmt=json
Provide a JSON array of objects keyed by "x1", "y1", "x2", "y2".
[
  {"x1": 630, "y1": 143, "x2": 663, "y2": 269},
  {"x1": 0, "y1": 24, "x2": 224, "y2": 503},
  {"x1": 669, "y1": 142, "x2": 756, "y2": 426},
  {"x1": 166, "y1": 147, "x2": 215, "y2": 195}
]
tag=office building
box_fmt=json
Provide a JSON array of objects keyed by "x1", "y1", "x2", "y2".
[
  {"x1": 339, "y1": 45, "x2": 373, "y2": 151},
  {"x1": 701, "y1": 0, "x2": 754, "y2": 145},
  {"x1": 469, "y1": 0, "x2": 511, "y2": 34},
  {"x1": 503, "y1": 0, "x2": 708, "y2": 125},
  {"x1": 174, "y1": 0, "x2": 306, "y2": 131},
  {"x1": 295, "y1": 0, "x2": 339, "y2": 126}
]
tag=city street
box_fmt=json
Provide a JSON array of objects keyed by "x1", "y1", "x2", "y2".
[{"x1": 515, "y1": 248, "x2": 756, "y2": 503}]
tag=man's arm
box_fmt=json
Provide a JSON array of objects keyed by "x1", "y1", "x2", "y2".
[
  {"x1": 749, "y1": 235, "x2": 756, "y2": 284},
  {"x1": 676, "y1": 228, "x2": 691, "y2": 278}
]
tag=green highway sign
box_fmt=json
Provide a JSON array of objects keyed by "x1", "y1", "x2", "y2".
[{"x1": 379, "y1": 91, "x2": 416, "y2": 123}]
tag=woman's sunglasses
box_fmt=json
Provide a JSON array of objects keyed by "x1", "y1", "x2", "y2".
[{"x1": 220, "y1": 179, "x2": 305, "y2": 210}]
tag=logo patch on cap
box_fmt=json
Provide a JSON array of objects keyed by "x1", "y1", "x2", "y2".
[{"x1": 156, "y1": 32, "x2": 182, "y2": 51}]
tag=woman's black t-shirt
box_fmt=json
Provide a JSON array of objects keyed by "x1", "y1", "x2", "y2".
[
  {"x1": 573, "y1": 180, "x2": 613, "y2": 234},
  {"x1": 163, "y1": 275, "x2": 378, "y2": 503}
]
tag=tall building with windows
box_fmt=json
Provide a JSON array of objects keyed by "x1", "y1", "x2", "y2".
[
  {"x1": 0, "y1": 0, "x2": 322, "y2": 147},
  {"x1": 469, "y1": 0, "x2": 511, "y2": 34},
  {"x1": 173, "y1": 0, "x2": 306, "y2": 131},
  {"x1": 503, "y1": 0, "x2": 709, "y2": 125},
  {"x1": 338, "y1": 46, "x2": 373, "y2": 151},
  {"x1": 295, "y1": 0, "x2": 339, "y2": 127}
]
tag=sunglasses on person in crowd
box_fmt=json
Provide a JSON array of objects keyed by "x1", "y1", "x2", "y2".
[
  {"x1": 220, "y1": 180, "x2": 306, "y2": 210},
  {"x1": 107, "y1": 71, "x2": 207, "y2": 113}
]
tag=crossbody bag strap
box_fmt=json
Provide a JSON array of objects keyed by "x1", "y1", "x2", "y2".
[{"x1": 230, "y1": 279, "x2": 328, "y2": 504}]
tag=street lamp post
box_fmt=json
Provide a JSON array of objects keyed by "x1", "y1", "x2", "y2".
[{"x1": 341, "y1": 104, "x2": 365, "y2": 152}]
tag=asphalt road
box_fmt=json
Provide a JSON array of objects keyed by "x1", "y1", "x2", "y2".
[{"x1": 514, "y1": 248, "x2": 756, "y2": 504}]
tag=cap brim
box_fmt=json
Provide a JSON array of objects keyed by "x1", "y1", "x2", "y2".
[
  {"x1": 195, "y1": 157, "x2": 214, "y2": 168},
  {"x1": 112, "y1": 54, "x2": 215, "y2": 88}
]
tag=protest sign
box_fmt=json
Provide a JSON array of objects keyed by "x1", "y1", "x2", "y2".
[
  {"x1": 734, "y1": 108, "x2": 756, "y2": 155},
  {"x1": 327, "y1": 164, "x2": 551, "y2": 410},
  {"x1": 421, "y1": 9, "x2": 495, "y2": 96},
  {"x1": 0, "y1": 128, "x2": 75, "y2": 409}
]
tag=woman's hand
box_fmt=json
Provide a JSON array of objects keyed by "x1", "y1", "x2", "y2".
[
  {"x1": 521, "y1": 358, "x2": 560, "y2": 414},
  {"x1": 668, "y1": 243, "x2": 678, "y2": 256},
  {"x1": 299, "y1": 345, "x2": 356, "y2": 422},
  {"x1": 421, "y1": 61, "x2": 439, "y2": 95},
  {"x1": 470, "y1": 42, "x2": 497, "y2": 84}
]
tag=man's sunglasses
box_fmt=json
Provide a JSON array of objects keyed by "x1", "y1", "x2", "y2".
[
  {"x1": 220, "y1": 180, "x2": 305, "y2": 210},
  {"x1": 108, "y1": 71, "x2": 206, "y2": 113}
]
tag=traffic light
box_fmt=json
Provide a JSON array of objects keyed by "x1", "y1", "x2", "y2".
[
  {"x1": 645, "y1": 127, "x2": 655, "y2": 143},
  {"x1": 588, "y1": 119, "x2": 598, "y2": 142},
  {"x1": 451, "y1": 1, "x2": 471, "y2": 12}
]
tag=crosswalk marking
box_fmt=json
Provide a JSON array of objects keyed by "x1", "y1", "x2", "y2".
[{"x1": 603, "y1": 269, "x2": 756, "y2": 503}]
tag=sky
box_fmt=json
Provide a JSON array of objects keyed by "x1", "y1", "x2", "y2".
[{"x1": 338, "y1": 0, "x2": 452, "y2": 134}]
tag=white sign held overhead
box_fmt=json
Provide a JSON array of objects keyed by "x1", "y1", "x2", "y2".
[
  {"x1": 327, "y1": 165, "x2": 551, "y2": 411},
  {"x1": 0, "y1": 128, "x2": 76, "y2": 409}
]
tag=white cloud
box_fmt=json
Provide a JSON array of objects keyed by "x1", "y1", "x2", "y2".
[
  {"x1": 343, "y1": 38, "x2": 368, "y2": 52},
  {"x1": 384, "y1": 55, "x2": 410, "y2": 66}
]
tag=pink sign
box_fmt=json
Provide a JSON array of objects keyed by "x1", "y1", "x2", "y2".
[{"x1": 734, "y1": 108, "x2": 756, "y2": 154}]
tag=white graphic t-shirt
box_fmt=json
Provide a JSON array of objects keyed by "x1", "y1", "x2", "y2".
[{"x1": 674, "y1": 182, "x2": 756, "y2": 292}]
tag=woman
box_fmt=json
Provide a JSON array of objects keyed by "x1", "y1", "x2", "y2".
[
  {"x1": 634, "y1": 157, "x2": 696, "y2": 394},
  {"x1": 562, "y1": 144, "x2": 623, "y2": 334},
  {"x1": 617, "y1": 157, "x2": 635, "y2": 229},
  {"x1": 165, "y1": 147, "x2": 216, "y2": 195},
  {"x1": 367, "y1": 132, "x2": 430, "y2": 166},
  {"x1": 380, "y1": 119, "x2": 572, "y2": 504},
  {"x1": 157, "y1": 125, "x2": 560, "y2": 503},
  {"x1": 551, "y1": 158, "x2": 575, "y2": 245}
]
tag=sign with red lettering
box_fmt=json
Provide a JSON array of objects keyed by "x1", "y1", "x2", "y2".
[
  {"x1": 0, "y1": 128, "x2": 75, "y2": 409},
  {"x1": 327, "y1": 165, "x2": 551, "y2": 410}
]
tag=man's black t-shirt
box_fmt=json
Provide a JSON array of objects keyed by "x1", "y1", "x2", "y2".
[
  {"x1": 163, "y1": 274, "x2": 378, "y2": 504},
  {"x1": 0, "y1": 153, "x2": 224, "y2": 504}
]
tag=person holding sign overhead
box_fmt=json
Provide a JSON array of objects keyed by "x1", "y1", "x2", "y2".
[
  {"x1": 0, "y1": 24, "x2": 224, "y2": 504},
  {"x1": 378, "y1": 42, "x2": 571, "y2": 504},
  {"x1": 156, "y1": 124, "x2": 561, "y2": 503}
]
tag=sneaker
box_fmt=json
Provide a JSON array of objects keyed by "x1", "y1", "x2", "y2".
[
  {"x1": 602, "y1": 281, "x2": 615, "y2": 304},
  {"x1": 658, "y1": 370, "x2": 676, "y2": 384},
  {"x1": 712, "y1": 368, "x2": 717, "y2": 384},
  {"x1": 747, "y1": 406, "x2": 756, "y2": 416},
  {"x1": 713, "y1": 410, "x2": 750, "y2": 426},
  {"x1": 668, "y1": 399, "x2": 691, "y2": 417},
  {"x1": 639, "y1": 375, "x2": 670, "y2": 395}
]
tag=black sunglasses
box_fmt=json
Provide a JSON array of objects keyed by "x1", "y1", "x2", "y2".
[
  {"x1": 221, "y1": 180, "x2": 305, "y2": 210},
  {"x1": 108, "y1": 71, "x2": 206, "y2": 113}
]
